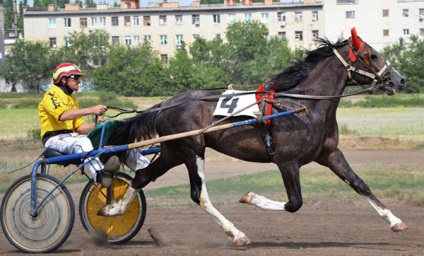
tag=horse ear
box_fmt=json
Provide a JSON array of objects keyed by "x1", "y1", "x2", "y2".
[{"x1": 351, "y1": 27, "x2": 363, "y2": 51}]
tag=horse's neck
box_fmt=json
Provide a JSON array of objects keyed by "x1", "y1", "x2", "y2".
[{"x1": 292, "y1": 54, "x2": 348, "y2": 97}]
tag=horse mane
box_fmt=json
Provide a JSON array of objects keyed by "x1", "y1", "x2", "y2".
[{"x1": 271, "y1": 37, "x2": 350, "y2": 92}]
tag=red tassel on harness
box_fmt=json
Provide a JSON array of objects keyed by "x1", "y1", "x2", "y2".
[{"x1": 256, "y1": 85, "x2": 275, "y2": 126}]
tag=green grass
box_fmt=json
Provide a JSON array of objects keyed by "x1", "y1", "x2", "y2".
[
  {"x1": 0, "y1": 109, "x2": 40, "y2": 140},
  {"x1": 337, "y1": 107, "x2": 424, "y2": 138}
]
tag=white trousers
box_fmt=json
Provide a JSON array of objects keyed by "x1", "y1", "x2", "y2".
[{"x1": 45, "y1": 133, "x2": 150, "y2": 180}]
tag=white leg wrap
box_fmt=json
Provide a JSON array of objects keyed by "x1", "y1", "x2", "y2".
[
  {"x1": 98, "y1": 186, "x2": 140, "y2": 216},
  {"x1": 364, "y1": 196, "x2": 407, "y2": 231},
  {"x1": 196, "y1": 157, "x2": 250, "y2": 245},
  {"x1": 240, "y1": 192, "x2": 286, "y2": 211}
]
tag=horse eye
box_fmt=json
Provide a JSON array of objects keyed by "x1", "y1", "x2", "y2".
[{"x1": 370, "y1": 54, "x2": 378, "y2": 60}]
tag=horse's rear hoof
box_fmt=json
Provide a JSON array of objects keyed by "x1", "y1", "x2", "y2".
[
  {"x1": 391, "y1": 221, "x2": 408, "y2": 232},
  {"x1": 239, "y1": 192, "x2": 254, "y2": 204},
  {"x1": 234, "y1": 236, "x2": 251, "y2": 246}
]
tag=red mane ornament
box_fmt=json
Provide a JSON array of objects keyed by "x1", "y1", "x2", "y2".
[{"x1": 349, "y1": 27, "x2": 364, "y2": 62}]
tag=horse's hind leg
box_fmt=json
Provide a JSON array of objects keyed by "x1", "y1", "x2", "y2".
[
  {"x1": 316, "y1": 148, "x2": 408, "y2": 232},
  {"x1": 189, "y1": 155, "x2": 251, "y2": 246},
  {"x1": 239, "y1": 161, "x2": 302, "y2": 213},
  {"x1": 98, "y1": 154, "x2": 182, "y2": 216}
]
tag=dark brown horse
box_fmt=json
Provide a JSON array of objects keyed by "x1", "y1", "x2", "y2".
[{"x1": 100, "y1": 28, "x2": 407, "y2": 245}]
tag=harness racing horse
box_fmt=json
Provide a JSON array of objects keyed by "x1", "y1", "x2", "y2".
[{"x1": 100, "y1": 28, "x2": 407, "y2": 245}]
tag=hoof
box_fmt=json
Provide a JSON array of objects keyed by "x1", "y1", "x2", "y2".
[
  {"x1": 239, "y1": 192, "x2": 254, "y2": 204},
  {"x1": 234, "y1": 236, "x2": 251, "y2": 246},
  {"x1": 391, "y1": 221, "x2": 408, "y2": 232},
  {"x1": 97, "y1": 206, "x2": 108, "y2": 216}
]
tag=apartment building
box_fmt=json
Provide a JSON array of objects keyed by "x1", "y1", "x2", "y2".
[
  {"x1": 23, "y1": 0, "x2": 324, "y2": 61},
  {"x1": 324, "y1": 0, "x2": 424, "y2": 50}
]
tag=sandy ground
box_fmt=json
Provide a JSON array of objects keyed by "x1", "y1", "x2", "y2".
[{"x1": 0, "y1": 149, "x2": 423, "y2": 255}]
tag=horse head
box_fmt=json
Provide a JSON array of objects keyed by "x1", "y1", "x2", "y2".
[{"x1": 347, "y1": 27, "x2": 405, "y2": 95}]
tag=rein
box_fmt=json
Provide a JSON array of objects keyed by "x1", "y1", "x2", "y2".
[{"x1": 106, "y1": 46, "x2": 387, "y2": 117}]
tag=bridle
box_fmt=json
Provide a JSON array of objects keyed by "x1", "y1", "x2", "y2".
[{"x1": 332, "y1": 43, "x2": 390, "y2": 93}]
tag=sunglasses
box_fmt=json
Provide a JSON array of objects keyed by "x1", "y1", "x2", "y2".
[{"x1": 69, "y1": 75, "x2": 81, "y2": 80}]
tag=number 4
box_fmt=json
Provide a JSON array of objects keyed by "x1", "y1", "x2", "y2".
[{"x1": 220, "y1": 96, "x2": 239, "y2": 114}]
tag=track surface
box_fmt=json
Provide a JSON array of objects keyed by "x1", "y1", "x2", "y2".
[{"x1": 1, "y1": 149, "x2": 423, "y2": 256}]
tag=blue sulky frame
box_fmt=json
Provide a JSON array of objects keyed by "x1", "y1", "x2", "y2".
[
  {"x1": 29, "y1": 109, "x2": 299, "y2": 217},
  {"x1": 28, "y1": 121, "x2": 160, "y2": 218}
]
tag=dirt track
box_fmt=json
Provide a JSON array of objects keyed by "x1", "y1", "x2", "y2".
[{"x1": 1, "y1": 149, "x2": 423, "y2": 255}]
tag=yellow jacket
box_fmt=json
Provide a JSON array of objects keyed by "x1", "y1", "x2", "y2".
[{"x1": 38, "y1": 85, "x2": 85, "y2": 139}]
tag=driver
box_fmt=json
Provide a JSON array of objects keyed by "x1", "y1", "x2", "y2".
[{"x1": 38, "y1": 63, "x2": 150, "y2": 185}]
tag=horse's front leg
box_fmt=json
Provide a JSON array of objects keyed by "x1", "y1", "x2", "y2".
[
  {"x1": 240, "y1": 161, "x2": 303, "y2": 213},
  {"x1": 316, "y1": 148, "x2": 408, "y2": 232},
  {"x1": 191, "y1": 156, "x2": 251, "y2": 246}
]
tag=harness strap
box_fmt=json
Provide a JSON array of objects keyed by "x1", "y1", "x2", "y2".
[{"x1": 256, "y1": 83, "x2": 276, "y2": 162}]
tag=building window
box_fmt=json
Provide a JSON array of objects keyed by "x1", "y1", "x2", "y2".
[
  {"x1": 420, "y1": 9, "x2": 424, "y2": 22},
  {"x1": 312, "y1": 30, "x2": 319, "y2": 40},
  {"x1": 383, "y1": 29, "x2": 389, "y2": 36},
  {"x1": 420, "y1": 28, "x2": 424, "y2": 35},
  {"x1": 278, "y1": 12, "x2": 286, "y2": 23},
  {"x1": 92, "y1": 17, "x2": 98, "y2": 27},
  {"x1": 49, "y1": 37, "x2": 57, "y2": 47},
  {"x1": 48, "y1": 18, "x2": 56, "y2": 28},
  {"x1": 144, "y1": 16, "x2": 151, "y2": 26},
  {"x1": 278, "y1": 32, "x2": 286, "y2": 40},
  {"x1": 295, "y1": 31, "x2": 303, "y2": 41},
  {"x1": 261, "y1": 13, "x2": 269, "y2": 23},
  {"x1": 65, "y1": 37, "x2": 71, "y2": 47},
  {"x1": 337, "y1": 0, "x2": 357, "y2": 4},
  {"x1": 112, "y1": 36, "x2": 120, "y2": 45},
  {"x1": 159, "y1": 15, "x2": 167, "y2": 25},
  {"x1": 382, "y1": 9, "x2": 389, "y2": 17},
  {"x1": 213, "y1": 14, "x2": 221, "y2": 24},
  {"x1": 176, "y1": 34, "x2": 183, "y2": 47},
  {"x1": 245, "y1": 13, "x2": 252, "y2": 22},
  {"x1": 64, "y1": 18, "x2": 71, "y2": 28},
  {"x1": 99, "y1": 17, "x2": 106, "y2": 27},
  {"x1": 80, "y1": 18, "x2": 87, "y2": 28},
  {"x1": 294, "y1": 12, "x2": 303, "y2": 22},
  {"x1": 125, "y1": 36, "x2": 131, "y2": 46},
  {"x1": 133, "y1": 16, "x2": 140, "y2": 26},
  {"x1": 312, "y1": 11, "x2": 318, "y2": 21},
  {"x1": 192, "y1": 34, "x2": 199, "y2": 42},
  {"x1": 160, "y1": 35, "x2": 168, "y2": 45},
  {"x1": 346, "y1": 11, "x2": 355, "y2": 19},
  {"x1": 403, "y1": 28, "x2": 410, "y2": 36},
  {"x1": 403, "y1": 9, "x2": 409, "y2": 17},
  {"x1": 124, "y1": 16, "x2": 131, "y2": 26},
  {"x1": 112, "y1": 17, "x2": 119, "y2": 26},
  {"x1": 228, "y1": 14, "x2": 235, "y2": 23},
  {"x1": 176, "y1": 15, "x2": 183, "y2": 24},
  {"x1": 161, "y1": 54, "x2": 168, "y2": 65},
  {"x1": 134, "y1": 35, "x2": 140, "y2": 45},
  {"x1": 144, "y1": 35, "x2": 151, "y2": 42},
  {"x1": 192, "y1": 14, "x2": 200, "y2": 25}
]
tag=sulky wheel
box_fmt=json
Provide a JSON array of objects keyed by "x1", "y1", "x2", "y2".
[
  {"x1": 0, "y1": 174, "x2": 75, "y2": 253},
  {"x1": 79, "y1": 172, "x2": 146, "y2": 244}
]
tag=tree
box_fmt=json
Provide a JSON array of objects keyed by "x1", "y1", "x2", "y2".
[
  {"x1": 189, "y1": 37, "x2": 231, "y2": 88},
  {"x1": 50, "y1": 29, "x2": 110, "y2": 83},
  {"x1": 382, "y1": 35, "x2": 424, "y2": 93},
  {"x1": 224, "y1": 21, "x2": 295, "y2": 85},
  {"x1": 92, "y1": 42, "x2": 170, "y2": 96},
  {"x1": 0, "y1": 40, "x2": 52, "y2": 92}
]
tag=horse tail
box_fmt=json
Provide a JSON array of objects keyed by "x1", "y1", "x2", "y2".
[{"x1": 108, "y1": 103, "x2": 160, "y2": 145}]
